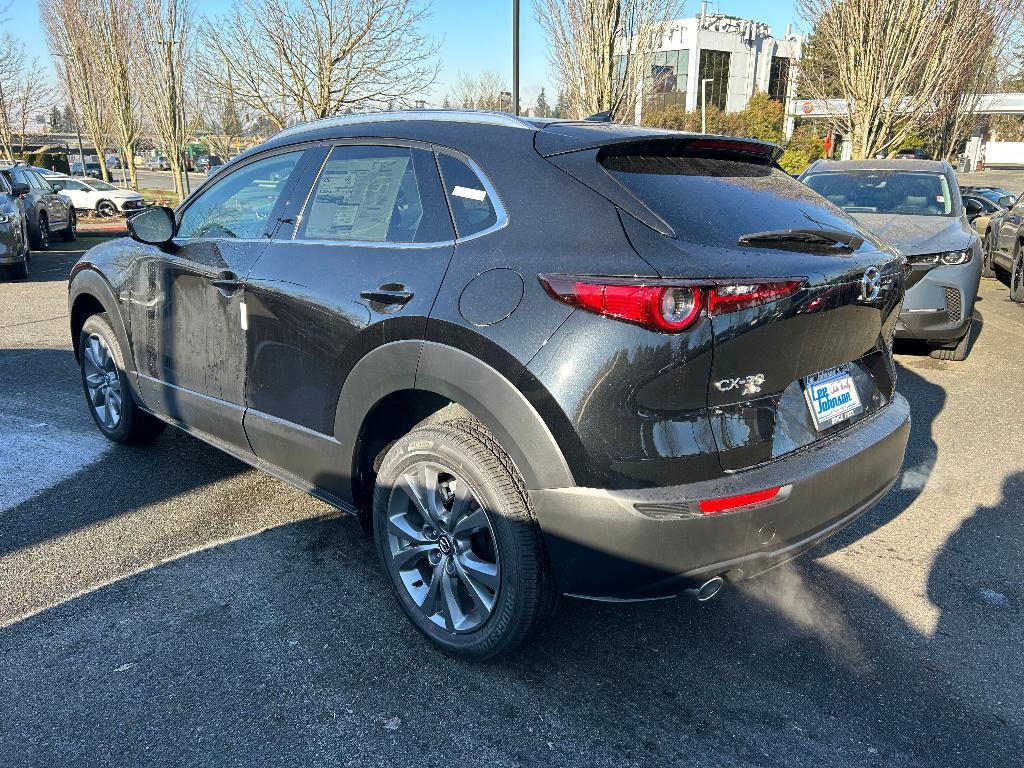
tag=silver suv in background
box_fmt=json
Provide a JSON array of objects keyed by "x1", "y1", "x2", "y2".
[
  {"x1": 0, "y1": 163, "x2": 77, "y2": 250},
  {"x1": 801, "y1": 159, "x2": 982, "y2": 361},
  {"x1": 0, "y1": 170, "x2": 30, "y2": 279}
]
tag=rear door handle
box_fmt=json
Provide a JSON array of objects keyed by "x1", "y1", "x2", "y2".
[
  {"x1": 211, "y1": 271, "x2": 242, "y2": 293},
  {"x1": 360, "y1": 287, "x2": 414, "y2": 306}
]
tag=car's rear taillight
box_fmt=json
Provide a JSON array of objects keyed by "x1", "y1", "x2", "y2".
[{"x1": 539, "y1": 275, "x2": 802, "y2": 333}]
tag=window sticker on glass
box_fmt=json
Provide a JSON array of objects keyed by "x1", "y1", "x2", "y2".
[
  {"x1": 306, "y1": 155, "x2": 413, "y2": 242},
  {"x1": 452, "y1": 185, "x2": 487, "y2": 202}
]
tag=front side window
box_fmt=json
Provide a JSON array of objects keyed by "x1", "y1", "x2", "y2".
[
  {"x1": 437, "y1": 153, "x2": 499, "y2": 238},
  {"x1": 60, "y1": 179, "x2": 89, "y2": 192},
  {"x1": 177, "y1": 150, "x2": 302, "y2": 239},
  {"x1": 803, "y1": 170, "x2": 954, "y2": 216},
  {"x1": 297, "y1": 145, "x2": 452, "y2": 243}
]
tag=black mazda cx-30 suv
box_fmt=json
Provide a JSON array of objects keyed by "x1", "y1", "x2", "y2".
[{"x1": 69, "y1": 111, "x2": 910, "y2": 659}]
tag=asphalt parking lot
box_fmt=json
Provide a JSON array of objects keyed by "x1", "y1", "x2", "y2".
[{"x1": 1, "y1": 231, "x2": 1022, "y2": 767}]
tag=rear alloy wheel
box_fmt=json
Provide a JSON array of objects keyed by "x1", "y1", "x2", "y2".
[
  {"x1": 1011, "y1": 243, "x2": 1024, "y2": 303},
  {"x1": 373, "y1": 419, "x2": 557, "y2": 660},
  {"x1": 96, "y1": 199, "x2": 117, "y2": 218},
  {"x1": 79, "y1": 313, "x2": 166, "y2": 443},
  {"x1": 981, "y1": 233, "x2": 996, "y2": 278},
  {"x1": 61, "y1": 208, "x2": 77, "y2": 241},
  {"x1": 32, "y1": 212, "x2": 49, "y2": 250}
]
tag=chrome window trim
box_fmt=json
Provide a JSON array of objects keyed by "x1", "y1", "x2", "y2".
[
  {"x1": 290, "y1": 142, "x2": 509, "y2": 248},
  {"x1": 273, "y1": 109, "x2": 535, "y2": 141}
]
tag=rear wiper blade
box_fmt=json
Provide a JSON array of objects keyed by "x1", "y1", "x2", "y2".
[{"x1": 737, "y1": 228, "x2": 864, "y2": 251}]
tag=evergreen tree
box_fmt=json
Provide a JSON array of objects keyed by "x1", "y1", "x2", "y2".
[
  {"x1": 553, "y1": 90, "x2": 567, "y2": 119},
  {"x1": 535, "y1": 87, "x2": 550, "y2": 118},
  {"x1": 442, "y1": 94, "x2": 451, "y2": 109}
]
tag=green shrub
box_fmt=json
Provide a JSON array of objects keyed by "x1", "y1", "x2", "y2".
[{"x1": 19, "y1": 152, "x2": 70, "y2": 174}]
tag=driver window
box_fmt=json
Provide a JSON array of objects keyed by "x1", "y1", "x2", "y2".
[{"x1": 177, "y1": 151, "x2": 302, "y2": 240}]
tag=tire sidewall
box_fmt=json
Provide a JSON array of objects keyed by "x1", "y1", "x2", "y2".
[
  {"x1": 373, "y1": 428, "x2": 534, "y2": 658},
  {"x1": 80, "y1": 314, "x2": 136, "y2": 441},
  {"x1": 1012, "y1": 246, "x2": 1024, "y2": 302}
]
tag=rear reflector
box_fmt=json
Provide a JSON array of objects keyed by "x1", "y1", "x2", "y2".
[{"x1": 698, "y1": 486, "x2": 783, "y2": 515}]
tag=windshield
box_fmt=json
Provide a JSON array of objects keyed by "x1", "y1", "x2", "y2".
[
  {"x1": 804, "y1": 170, "x2": 954, "y2": 216},
  {"x1": 87, "y1": 180, "x2": 117, "y2": 191}
]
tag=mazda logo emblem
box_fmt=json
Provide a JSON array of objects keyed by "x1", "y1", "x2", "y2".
[
  {"x1": 860, "y1": 266, "x2": 881, "y2": 302},
  {"x1": 438, "y1": 535, "x2": 454, "y2": 556}
]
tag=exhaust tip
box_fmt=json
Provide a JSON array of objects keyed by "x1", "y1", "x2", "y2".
[{"x1": 688, "y1": 576, "x2": 725, "y2": 602}]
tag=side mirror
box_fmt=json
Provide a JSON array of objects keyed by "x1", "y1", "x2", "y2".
[
  {"x1": 51, "y1": 183, "x2": 63, "y2": 192},
  {"x1": 10, "y1": 182, "x2": 29, "y2": 196},
  {"x1": 128, "y1": 205, "x2": 177, "y2": 246},
  {"x1": 998, "y1": 195, "x2": 1014, "y2": 208}
]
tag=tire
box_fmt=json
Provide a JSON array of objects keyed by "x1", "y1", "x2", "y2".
[
  {"x1": 30, "y1": 212, "x2": 49, "y2": 250},
  {"x1": 981, "y1": 232, "x2": 996, "y2": 279},
  {"x1": 79, "y1": 313, "x2": 166, "y2": 444},
  {"x1": 373, "y1": 418, "x2": 557, "y2": 660},
  {"x1": 929, "y1": 321, "x2": 972, "y2": 361},
  {"x1": 1010, "y1": 243, "x2": 1024, "y2": 303},
  {"x1": 61, "y1": 208, "x2": 77, "y2": 241},
  {"x1": 96, "y1": 200, "x2": 117, "y2": 218},
  {"x1": 2, "y1": 258, "x2": 28, "y2": 280}
]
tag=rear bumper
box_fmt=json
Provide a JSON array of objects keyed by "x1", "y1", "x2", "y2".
[{"x1": 530, "y1": 393, "x2": 911, "y2": 600}]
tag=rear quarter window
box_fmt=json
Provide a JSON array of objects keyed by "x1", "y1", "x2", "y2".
[
  {"x1": 437, "y1": 153, "x2": 500, "y2": 238},
  {"x1": 601, "y1": 153, "x2": 864, "y2": 248}
]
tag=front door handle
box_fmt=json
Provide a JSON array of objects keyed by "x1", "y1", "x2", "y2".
[
  {"x1": 360, "y1": 286, "x2": 414, "y2": 306},
  {"x1": 211, "y1": 271, "x2": 242, "y2": 293}
]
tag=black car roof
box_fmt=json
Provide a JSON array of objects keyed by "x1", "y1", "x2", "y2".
[{"x1": 248, "y1": 109, "x2": 781, "y2": 163}]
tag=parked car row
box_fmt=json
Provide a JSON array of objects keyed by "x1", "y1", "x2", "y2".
[{"x1": 0, "y1": 162, "x2": 76, "y2": 278}]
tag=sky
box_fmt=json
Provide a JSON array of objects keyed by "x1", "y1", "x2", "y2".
[{"x1": 8, "y1": 0, "x2": 805, "y2": 110}]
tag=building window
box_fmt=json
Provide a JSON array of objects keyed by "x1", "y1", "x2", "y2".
[
  {"x1": 698, "y1": 49, "x2": 731, "y2": 111},
  {"x1": 643, "y1": 49, "x2": 689, "y2": 113},
  {"x1": 768, "y1": 57, "x2": 791, "y2": 102}
]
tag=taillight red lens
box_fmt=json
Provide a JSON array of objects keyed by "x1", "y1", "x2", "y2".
[
  {"x1": 540, "y1": 275, "x2": 802, "y2": 332},
  {"x1": 540, "y1": 276, "x2": 702, "y2": 332},
  {"x1": 698, "y1": 486, "x2": 783, "y2": 515},
  {"x1": 707, "y1": 281, "x2": 802, "y2": 314}
]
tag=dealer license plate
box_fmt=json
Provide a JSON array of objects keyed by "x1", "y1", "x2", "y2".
[{"x1": 803, "y1": 366, "x2": 863, "y2": 431}]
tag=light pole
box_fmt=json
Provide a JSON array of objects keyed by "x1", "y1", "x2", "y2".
[
  {"x1": 512, "y1": 0, "x2": 520, "y2": 116},
  {"x1": 701, "y1": 78, "x2": 714, "y2": 134}
]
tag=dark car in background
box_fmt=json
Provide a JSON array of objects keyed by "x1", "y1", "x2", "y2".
[
  {"x1": 68, "y1": 111, "x2": 910, "y2": 659},
  {"x1": 0, "y1": 163, "x2": 76, "y2": 250},
  {"x1": 983, "y1": 193, "x2": 1024, "y2": 302},
  {"x1": 70, "y1": 161, "x2": 103, "y2": 179},
  {"x1": 802, "y1": 159, "x2": 981, "y2": 360},
  {"x1": 195, "y1": 154, "x2": 224, "y2": 173},
  {"x1": 0, "y1": 170, "x2": 30, "y2": 279},
  {"x1": 961, "y1": 185, "x2": 1016, "y2": 208}
]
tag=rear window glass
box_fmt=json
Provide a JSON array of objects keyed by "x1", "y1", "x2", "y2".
[
  {"x1": 437, "y1": 153, "x2": 499, "y2": 238},
  {"x1": 803, "y1": 170, "x2": 953, "y2": 216},
  {"x1": 601, "y1": 153, "x2": 864, "y2": 248}
]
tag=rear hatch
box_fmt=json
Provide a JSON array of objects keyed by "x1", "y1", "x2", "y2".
[{"x1": 543, "y1": 133, "x2": 904, "y2": 471}]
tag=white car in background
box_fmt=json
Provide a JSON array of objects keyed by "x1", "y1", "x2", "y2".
[{"x1": 51, "y1": 176, "x2": 146, "y2": 217}]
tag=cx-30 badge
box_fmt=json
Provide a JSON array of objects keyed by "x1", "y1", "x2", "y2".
[
  {"x1": 714, "y1": 374, "x2": 766, "y2": 396},
  {"x1": 860, "y1": 266, "x2": 882, "y2": 302}
]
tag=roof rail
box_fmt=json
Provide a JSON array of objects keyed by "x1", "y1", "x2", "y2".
[{"x1": 273, "y1": 109, "x2": 536, "y2": 140}]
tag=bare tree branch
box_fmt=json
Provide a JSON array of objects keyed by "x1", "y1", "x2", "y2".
[
  {"x1": 201, "y1": 0, "x2": 440, "y2": 130},
  {"x1": 534, "y1": 0, "x2": 680, "y2": 121}
]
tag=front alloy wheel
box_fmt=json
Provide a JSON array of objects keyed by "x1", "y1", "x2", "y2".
[
  {"x1": 82, "y1": 332, "x2": 123, "y2": 429},
  {"x1": 385, "y1": 462, "x2": 501, "y2": 633}
]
